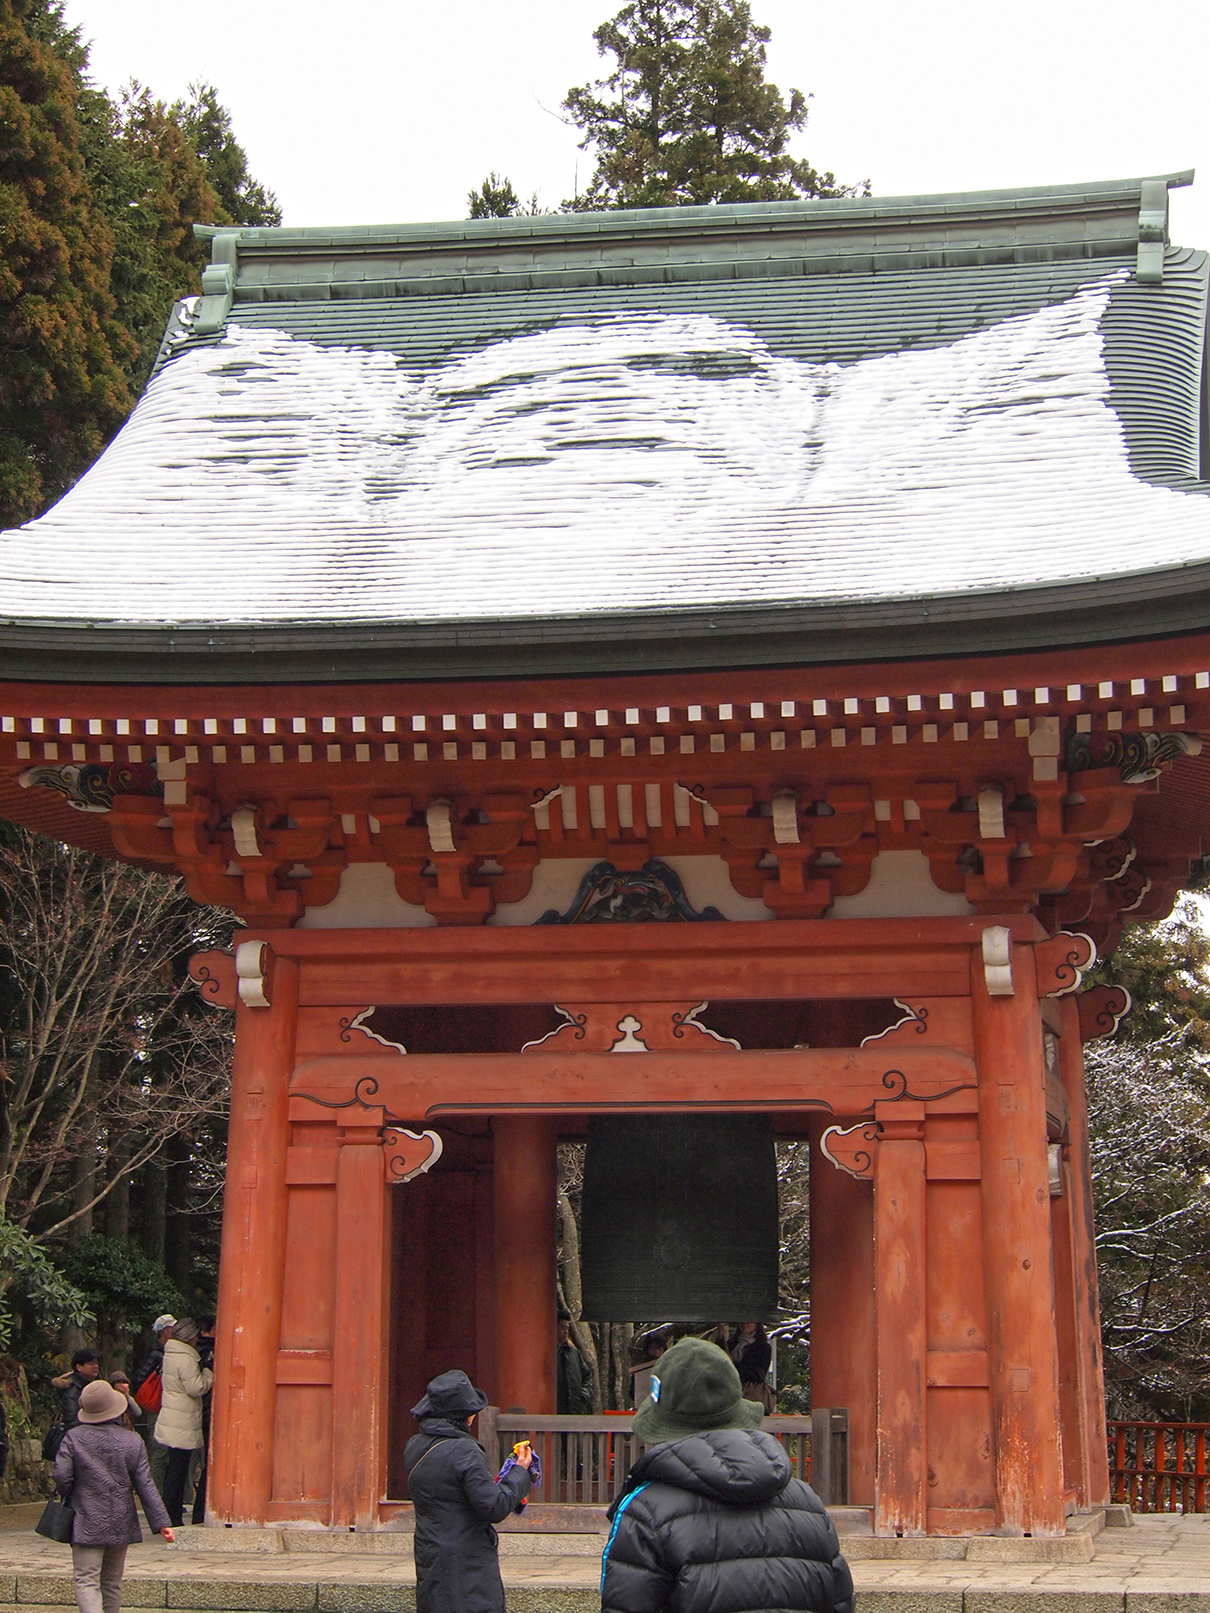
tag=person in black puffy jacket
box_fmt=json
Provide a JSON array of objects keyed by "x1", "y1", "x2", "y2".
[
  {"x1": 404, "y1": 1369, "x2": 533, "y2": 1613},
  {"x1": 601, "y1": 1337, "x2": 853, "y2": 1613}
]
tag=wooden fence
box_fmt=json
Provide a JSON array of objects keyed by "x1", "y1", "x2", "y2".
[
  {"x1": 480, "y1": 1410, "x2": 816, "y2": 1509},
  {"x1": 1108, "y1": 1422, "x2": 1210, "y2": 1513}
]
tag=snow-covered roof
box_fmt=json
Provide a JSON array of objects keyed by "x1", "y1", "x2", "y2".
[{"x1": 1, "y1": 174, "x2": 1208, "y2": 684}]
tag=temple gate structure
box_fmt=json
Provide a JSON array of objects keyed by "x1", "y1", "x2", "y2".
[{"x1": 2, "y1": 173, "x2": 1209, "y2": 1537}]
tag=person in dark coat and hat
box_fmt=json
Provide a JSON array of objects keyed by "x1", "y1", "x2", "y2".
[
  {"x1": 600, "y1": 1337, "x2": 853, "y2": 1613},
  {"x1": 404, "y1": 1370, "x2": 533, "y2": 1613}
]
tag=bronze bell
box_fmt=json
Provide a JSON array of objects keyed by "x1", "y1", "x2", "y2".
[{"x1": 580, "y1": 1114, "x2": 779, "y2": 1322}]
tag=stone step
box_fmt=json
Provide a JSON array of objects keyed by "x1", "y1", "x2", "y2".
[{"x1": 3, "y1": 1596, "x2": 1204, "y2": 1613}]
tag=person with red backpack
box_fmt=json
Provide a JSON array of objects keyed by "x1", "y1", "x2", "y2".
[{"x1": 131, "y1": 1315, "x2": 175, "y2": 1494}]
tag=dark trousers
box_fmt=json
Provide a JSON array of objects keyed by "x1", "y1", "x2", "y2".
[
  {"x1": 161, "y1": 1446, "x2": 193, "y2": 1526},
  {"x1": 191, "y1": 1449, "x2": 207, "y2": 1524}
]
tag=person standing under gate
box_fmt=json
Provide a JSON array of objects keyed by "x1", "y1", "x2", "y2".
[
  {"x1": 728, "y1": 1321, "x2": 775, "y2": 1414},
  {"x1": 152, "y1": 1321, "x2": 212, "y2": 1527},
  {"x1": 53, "y1": 1379, "x2": 174, "y2": 1613},
  {"x1": 600, "y1": 1337, "x2": 853, "y2": 1613},
  {"x1": 556, "y1": 1309, "x2": 593, "y2": 1415},
  {"x1": 404, "y1": 1370, "x2": 533, "y2": 1613},
  {"x1": 132, "y1": 1314, "x2": 175, "y2": 1497}
]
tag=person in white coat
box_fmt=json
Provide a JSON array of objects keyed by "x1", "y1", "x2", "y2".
[{"x1": 152, "y1": 1320, "x2": 213, "y2": 1525}]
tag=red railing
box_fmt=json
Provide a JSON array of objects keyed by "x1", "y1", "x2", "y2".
[{"x1": 1109, "y1": 1422, "x2": 1210, "y2": 1512}]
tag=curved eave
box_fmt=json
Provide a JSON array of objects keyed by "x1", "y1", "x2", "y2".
[{"x1": 4, "y1": 561, "x2": 1210, "y2": 685}]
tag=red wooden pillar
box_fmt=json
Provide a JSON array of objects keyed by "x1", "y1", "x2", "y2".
[
  {"x1": 808, "y1": 1118, "x2": 876, "y2": 1507},
  {"x1": 1056, "y1": 995, "x2": 1111, "y2": 1507},
  {"x1": 330, "y1": 1113, "x2": 392, "y2": 1528},
  {"x1": 873, "y1": 1101, "x2": 928, "y2": 1535},
  {"x1": 494, "y1": 1115, "x2": 556, "y2": 1412},
  {"x1": 209, "y1": 951, "x2": 298, "y2": 1523},
  {"x1": 971, "y1": 941, "x2": 1065, "y2": 1535}
]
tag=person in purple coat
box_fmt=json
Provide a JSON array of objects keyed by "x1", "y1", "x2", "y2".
[{"x1": 52, "y1": 1380, "x2": 174, "y2": 1613}]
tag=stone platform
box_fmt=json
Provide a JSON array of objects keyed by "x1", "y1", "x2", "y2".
[{"x1": 1, "y1": 1509, "x2": 1209, "y2": 1610}]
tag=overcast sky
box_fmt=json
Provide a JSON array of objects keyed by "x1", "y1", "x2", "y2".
[{"x1": 63, "y1": 0, "x2": 1210, "y2": 247}]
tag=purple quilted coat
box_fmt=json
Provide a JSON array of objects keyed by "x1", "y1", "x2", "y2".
[{"x1": 52, "y1": 1422, "x2": 170, "y2": 1546}]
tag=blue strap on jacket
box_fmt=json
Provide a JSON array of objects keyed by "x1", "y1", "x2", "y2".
[{"x1": 600, "y1": 1482, "x2": 650, "y2": 1592}]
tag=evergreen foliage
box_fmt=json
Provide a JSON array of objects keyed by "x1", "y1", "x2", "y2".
[
  {"x1": 51, "y1": 1233, "x2": 185, "y2": 1337},
  {"x1": 468, "y1": 172, "x2": 523, "y2": 218},
  {"x1": 173, "y1": 82, "x2": 281, "y2": 229},
  {"x1": 0, "y1": 1, "x2": 278, "y2": 525},
  {"x1": 467, "y1": 172, "x2": 543, "y2": 219},
  {"x1": 562, "y1": 0, "x2": 863, "y2": 210},
  {"x1": 0, "y1": 1216, "x2": 92, "y2": 1350},
  {"x1": 78, "y1": 83, "x2": 218, "y2": 387},
  {"x1": 0, "y1": 0, "x2": 133, "y2": 528}
]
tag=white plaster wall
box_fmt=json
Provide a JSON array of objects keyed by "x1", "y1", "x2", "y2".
[
  {"x1": 296, "y1": 862, "x2": 435, "y2": 927},
  {"x1": 827, "y1": 850, "x2": 974, "y2": 918},
  {"x1": 296, "y1": 851, "x2": 965, "y2": 927}
]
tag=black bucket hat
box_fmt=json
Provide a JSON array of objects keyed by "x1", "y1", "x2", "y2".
[
  {"x1": 411, "y1": 1369, "x2": 488, "y2": 1421},
  {"x1": 633, "y1": 1336, "x2": 764, "y2": 1445}
]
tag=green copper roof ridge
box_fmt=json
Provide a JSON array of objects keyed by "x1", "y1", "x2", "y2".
[{"x1": 193, "y1": 171, "x2": 1195, "y2": 252}]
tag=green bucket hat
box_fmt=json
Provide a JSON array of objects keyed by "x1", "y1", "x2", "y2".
[{"x1": 632, "y1": 1336, "x2": 764, "y2": 1445}]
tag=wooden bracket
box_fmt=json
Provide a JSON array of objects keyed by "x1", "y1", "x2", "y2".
[
  {"x1": 981, "y1": 926, "x2": 1014, "y2": 996},
  {"x1": 190, "y1": 949, "x2": 237, "y2": 1010},
  {"x1": 1076, "y1": 984, "x2": 1132, "y2": 1041},
  {"x1": 820, "y1": 1121, "x2": 878, "y2": 1180},
  {"x1": 1035, "y1": 931, "x2": 1097, "y2": 997},
  {"x1": 382, "y1": 1127, "x2": 443, "y2": 1183},
  {"x1": 235, "y1": 940, "x2": 273, "y2": 1009}
]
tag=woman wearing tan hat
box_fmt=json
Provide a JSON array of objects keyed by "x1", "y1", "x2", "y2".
[{"x1": 52, "y1": 1379, "x2": 174, "y2": 1613}]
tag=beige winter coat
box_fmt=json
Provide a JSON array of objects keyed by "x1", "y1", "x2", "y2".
[{"x1": 152, "y1": 1338, "x2": 212, "y2": 1450}]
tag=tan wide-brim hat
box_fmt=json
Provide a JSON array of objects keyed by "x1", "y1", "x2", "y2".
[{"x1": 77, "y1": 1380, "x2": 129, "y2": 1423}]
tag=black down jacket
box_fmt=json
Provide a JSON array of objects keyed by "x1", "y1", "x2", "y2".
[
  {"x1": 601, "y1": 1428, "x2": 853, "y2": 1613},
  {"x1": 403, "y1": 1418, "x2": 532, "y2": 1613}
]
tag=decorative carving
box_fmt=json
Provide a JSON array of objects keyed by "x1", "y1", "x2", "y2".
[
  {"x1": 982, "y1": 926, "x2": 1014, "y2": 996},
  {"x1": 19, "y1": 759, "x2": 161, "y2": 813},
  {"x1": 820, "y1": 1122, "x2": 878, "y2": 1180},
  {"x1": 1104, "y1": 863, "x2": 1151, "y2": 915},
  {"x1": 383, "y1": 1127, "x2": 443, "y2": 1183},
  {"x1": 192, "y1": 958, "x2": 231, "y2": 1006},
  {"x1": 341, "y1": 1007, "x2": 408, "y2": 1055},
  {"x1": 671, "y1": 1003, "x2": 742, "y2": 1050},
  {"x1": 1066, "y1": 728, "x2": 1202, "y2": 785},
  {"x1": 610, "y1": 1014, "x2": 649, "y2": 1052},
  {"x1": 538, "y1": 859, "x2": 723, "y2": 924},
  {"x1": 522, "y1": 1002, "x2": 740, "y2": 1053},
  {"x1": 878, "y1": 1068, "x2": 974, "y2": 1107},
  {"x1": 1035, "y1": 931, "x2": 1097, "y2": 997},
  {"x1": 1088, "y1": 837, "x2": 1137, "y2": 881},
  {"x1": 296, "y1": 1074, "x2": 384, "y2": 1112},
  {"x1": 1077, "y1": 984, "x2": 1132, "y2": 1041},
  {"x1": 520, "y1": 1006, "x2": 588, "y2": 1053},
  {"x1": 234, "y1": 940, "x2": 272, "y2": 1009},
  {"x1": 860, "y1": 1000, "x2": 928, "y2": 1047}
]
